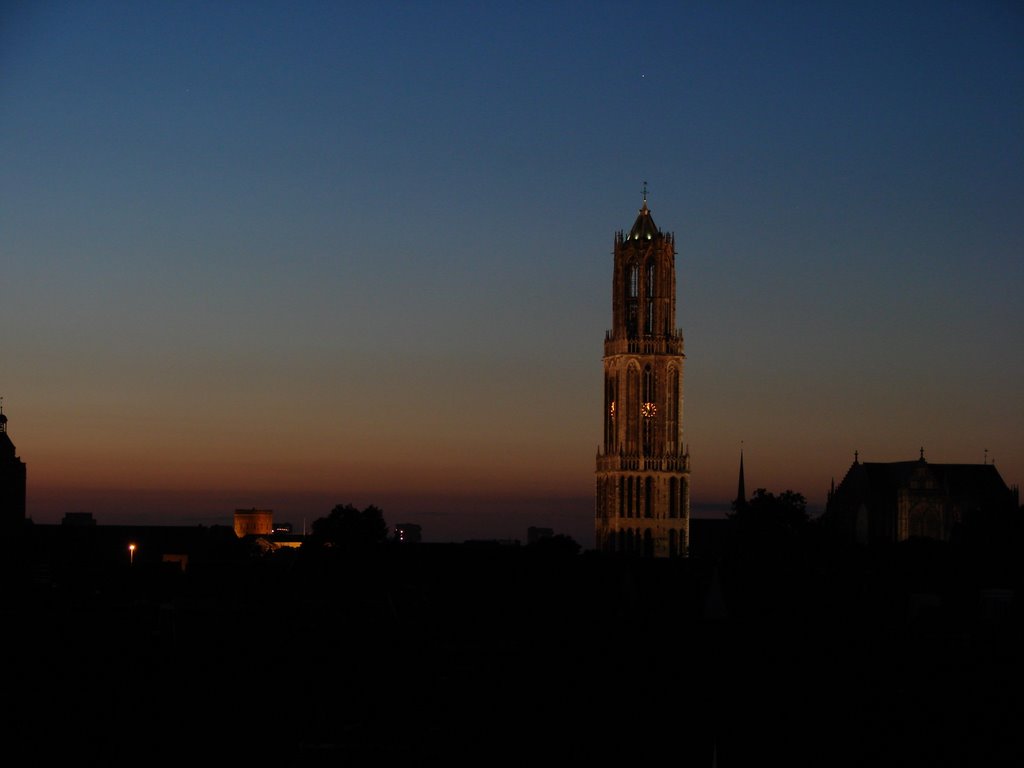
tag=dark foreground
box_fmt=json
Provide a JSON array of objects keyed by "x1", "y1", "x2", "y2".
[{"x1": 5, "y1": 536, "x2": 1022, "y2": 767}]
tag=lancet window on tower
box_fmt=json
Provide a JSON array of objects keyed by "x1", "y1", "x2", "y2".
[
  {"x1": 626, "y1": 263, "x2": 639, "y2": 336},
  {"x1": 626, "y1": 364, "x2": 640, "y2": 452},
  {"x1": 605, "y1": 375, "x2": 618, "y2": 447},
  {"x1": 644, "y1": 261, "x2": 655, "y2": 335},
  {"x1": 667, "y1": 367, "x2": 679, "y2": 453}
]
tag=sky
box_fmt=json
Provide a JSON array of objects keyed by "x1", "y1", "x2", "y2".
[{"x1": 2, "y1": 1, "x2": 1022, "y2": 547}]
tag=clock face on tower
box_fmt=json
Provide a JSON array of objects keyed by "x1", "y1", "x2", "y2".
[{"x1": 641, "y1": 402, "x2": 657, "y2": 418}]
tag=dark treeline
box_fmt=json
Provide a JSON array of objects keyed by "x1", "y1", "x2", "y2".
[{"x1": 4, "y1": 497, "x2": 1023, "y2": 767}]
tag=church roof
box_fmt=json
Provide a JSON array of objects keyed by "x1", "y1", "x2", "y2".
[
  {"x1": 627, "y1": 200, "x2": 660, "y2": 241},
  {"x1": 834, "y1": 458, "x2": 1015, "y2": 513}
]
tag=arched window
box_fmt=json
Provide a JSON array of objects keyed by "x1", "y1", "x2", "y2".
[
  {"x1": 643, "y1": 365, "x2": 655, "y2": 403},
  {"x1": 626, "y1": 364, "x2": 640, "y2": 452},
  {"x1": 645, "y1": 261, "x2": 655, "y2": 334},
  {"x1": 626, "y1": 263, "x2": 639, "y2": 336},
  {"x1": 666, "y1": 367, "x2": 679, "y2": 453},
  {"x1": 644, "y1": 476, "x2": 653, "y2": 519},
  {"x1": 605, "y1": 374, "x2": 617, "y2": 449}
]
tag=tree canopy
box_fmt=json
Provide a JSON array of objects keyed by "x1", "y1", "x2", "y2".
[
  {"x1": 731, "y1": 488, "x2": 809, "y2": 535},
  {"x1": 308, "y1": 503, "x2": 389, "y2": 551}
]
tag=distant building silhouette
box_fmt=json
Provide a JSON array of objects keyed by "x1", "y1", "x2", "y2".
[
  {"x1": 62, "y1": 512, "x2": 97, "y2": 527},
  {"x1": 823, "y1": 449, "x2": 1020, "y2": 545},
  {"x1": 595, "y1": 189, "x2": 690, "y2": 557},
  {"x1": 0, "y1": 401, "x2": 27, "y2": 535},
  {"x1": 395, "y1": 523, "x2": 422, "y2": 544},
  {"x1": 234, "y1": 508, "x2": 273, "y2": 537}
]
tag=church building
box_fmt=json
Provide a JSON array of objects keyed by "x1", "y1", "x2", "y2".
[
  {"x1": 595, "y1": 192, "x2": 690, "y2": 557},
  {"x1": 823, "y1": 449, "x2": 1019, "y2": 546}
]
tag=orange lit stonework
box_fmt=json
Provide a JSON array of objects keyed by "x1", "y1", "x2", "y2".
[{"x1": 595, "y1": 194, "x2": 690, "y2": 557}]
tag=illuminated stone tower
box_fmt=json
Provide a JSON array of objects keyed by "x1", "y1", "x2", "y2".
[
  {"x1": 595, "y1": 191, "x2": 690, "y2": 557},
  {"x1": 0, "y1": 399, "x2": 27, "y2": 535}
]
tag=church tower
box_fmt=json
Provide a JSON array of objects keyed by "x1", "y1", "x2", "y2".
[
  {"x1": 0, "y1": 399, "x2": 27, "y2": 535},
  {"x1": 595, "y1": 190, "x2": 690, "y2": 557}
]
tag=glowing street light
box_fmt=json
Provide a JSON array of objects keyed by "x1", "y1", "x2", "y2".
[{"x1": 129, "y1": 543, "x2": 136, "y2": 565}]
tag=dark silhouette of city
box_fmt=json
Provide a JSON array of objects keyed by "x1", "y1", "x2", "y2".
[
  {"x1": 6, "y1": 484, "x2": 1022, "y2": 766},
  {"x1": 3, "y1": 199, "x2": 1022, "y2": 767}
]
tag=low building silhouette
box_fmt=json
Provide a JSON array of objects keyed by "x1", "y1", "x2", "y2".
[
  {"x1": 395, "y1": 523, "x2": 422, "y2": 544},
  {"x1": 62, "y1": 511, "x2": 97, "y2": 527}
]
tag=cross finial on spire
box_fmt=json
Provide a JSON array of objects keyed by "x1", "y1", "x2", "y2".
[
  {"x1": 642, "y1": 181, "x2": 648, "y2": 205},
  {"x1": 854, "y1": 450, "x2": 859, "y2": 463},
  {"x1": 920, "y1": 446, "x2": 925, "y2": 461}
]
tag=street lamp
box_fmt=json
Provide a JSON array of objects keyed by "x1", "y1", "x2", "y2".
[{"x1": 129, "y1": 543, "x2": 136, "y2": 565}]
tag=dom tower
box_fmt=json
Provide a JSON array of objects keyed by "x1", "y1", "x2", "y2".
[{"x1": 596, "y1": 192, "x2": 690, "y2": 557}]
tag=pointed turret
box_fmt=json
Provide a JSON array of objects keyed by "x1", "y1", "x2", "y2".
[{"x1": 627, "y1": 197, "x2": 660, "y2": 241}]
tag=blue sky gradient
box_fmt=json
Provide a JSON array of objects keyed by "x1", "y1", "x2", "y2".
[{"x1": 2, "y1": 1, "x2": 1022, "y2": 545}]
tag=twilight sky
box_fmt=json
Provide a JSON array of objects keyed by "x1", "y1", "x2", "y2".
[{"x1": 2, "y1": 1, "x2": 1022, "y2": 546}]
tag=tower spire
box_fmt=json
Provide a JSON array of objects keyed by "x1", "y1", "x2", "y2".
[{"x1": 735, "y1": 444, "x2": 746, "y2": 511}]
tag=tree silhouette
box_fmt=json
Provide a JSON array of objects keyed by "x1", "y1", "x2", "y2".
[
  {"x1": 730, "y1": 488, "x2": 808, "y2": 535},
  {"x1": 309, "y1": 503, "x2": 389, "y2": 551}
]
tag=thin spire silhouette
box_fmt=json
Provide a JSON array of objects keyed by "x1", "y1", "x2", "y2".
[{"x1": 735, "y1": 443, "x2": 746, "y2": 512}]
